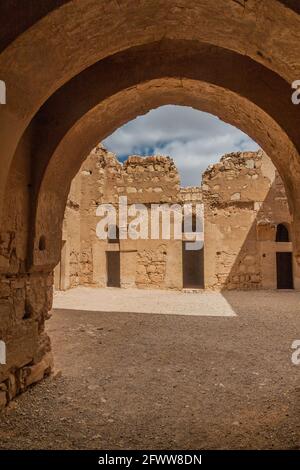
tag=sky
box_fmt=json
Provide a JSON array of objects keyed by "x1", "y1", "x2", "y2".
[{"x1": 103, "y1": 105, "x2": 260, "y2": 187}]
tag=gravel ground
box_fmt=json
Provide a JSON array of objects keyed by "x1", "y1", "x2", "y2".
[{"x1": 0, "y1": 289, "x2": 300, "y2": 450}]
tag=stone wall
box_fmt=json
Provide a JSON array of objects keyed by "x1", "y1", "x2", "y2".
[
  {"x1": 136, "y1": 244, "x2": 168, "y2": 288},
  {"x1": 0, "y1": 273, "x2": 53, "y2": 408},
  {"x1": 202, "y1": 150, "x2": 296, "y2": 290},
  {"x1": 0, "y1": 151, "x2": 55, "y2": 409},
  {"x1": 55, "y1": 146, "x2": 299, "y2": 292},
  {"x1": 59, "y1": 146, "x2": 183, "y2": 290}
]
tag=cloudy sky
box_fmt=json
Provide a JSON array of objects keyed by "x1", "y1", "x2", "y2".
[{"x1": 103, "y1": 105, "x2": 260, "y2": 186}]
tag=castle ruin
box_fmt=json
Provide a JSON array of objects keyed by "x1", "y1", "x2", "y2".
[{"x1": 55, "y1": 147, "x2": 298, "y2": 292}]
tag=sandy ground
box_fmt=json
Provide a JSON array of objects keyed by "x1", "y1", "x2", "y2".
[
  {"x1": 53, "y1": 286, "x2": 237, "y2": 317},
  {"x1": 0, "y1": 288, "x2": 300, "y2": 450}
]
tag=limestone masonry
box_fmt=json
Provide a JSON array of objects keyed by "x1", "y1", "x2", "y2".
[{"x1": 55, "y1": 146, "x2": 298, "y2": 292}]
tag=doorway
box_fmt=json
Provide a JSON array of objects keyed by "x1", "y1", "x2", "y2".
[
  {"x1": 106, "y1": 251, "x2": 121, "y2": 287},
  {"x1": 276, "y1": 252, "x2": 293, "y2": 289},
  {"x1": 182, "y1": 242, "x2": 204, "y2": 288}
]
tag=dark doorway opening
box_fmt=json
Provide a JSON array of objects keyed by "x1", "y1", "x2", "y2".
[
  {"x1": 106, "y1": 251, "x2": 121, "y2": 287},
  {"x1": 182, "y1": 242, "x2": 204, "y2": 288},
  {"x1": 276, "y1": 224, "x2": 290, "y2": 242},
  {"x1": 276, "y1": 252, "x2": 293, "y2": 289}
]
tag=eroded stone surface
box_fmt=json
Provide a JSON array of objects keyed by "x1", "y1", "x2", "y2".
[
  {"x1": 56, "y1": 146, "x2": 299, "y2": 292},
  {"x1": 0, "y1": 273, "x2": 53, "y2": 409}
]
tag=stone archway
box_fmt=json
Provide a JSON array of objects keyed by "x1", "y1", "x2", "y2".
[
  {"x1": 30, "y1": 71, "x2": 300, "y2": 270},
  {"x1": 0, "y1": 0, "x2": 299, "y2": 406},
  {"x1": 0, "y1": 1, "x2": 300, "y2": 216}
]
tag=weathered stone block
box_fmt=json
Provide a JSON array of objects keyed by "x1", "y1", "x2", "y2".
[
  {"x1": 0, "y1": 320, "x2": 38, "y2": 383},
  {"x1": 6, "y1": 372, "x2": 17, "y2": 401},
  {"x1": 23, "y1": 352, "x2": 53, "y2": 388}
]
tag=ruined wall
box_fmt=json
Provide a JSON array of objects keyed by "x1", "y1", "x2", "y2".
[
  {"x1": 136, "y1": 244, "x2": 168, "y2": 288},
  {"x1": 202, "y1": 150, "x2": 296, "y2": 290},
  {"x1": 56, "y1": 146, "x2": 183, "y2": 290},
  {"x1": 103, "y1": 153, "x2": 180, "y2": 204},
  {"x1": 0, "y1": 273, "x2": 53, "y2": 408},
  {"x1": 57, "y1": 147, "x2": 296, "y2": 292}
]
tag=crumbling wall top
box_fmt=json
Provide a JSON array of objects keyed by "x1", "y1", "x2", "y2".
[{"x1": 202, "y1": 150, "x2": 277, "y2": 206}]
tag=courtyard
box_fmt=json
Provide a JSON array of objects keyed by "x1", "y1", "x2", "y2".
[{"x1": 0, "y1": 288, "x2": 299, "y2": 450}]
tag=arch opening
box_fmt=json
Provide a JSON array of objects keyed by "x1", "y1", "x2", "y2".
[
  {"x1": 53, "y1": 101, "x2": 299, "y2": 293},
  {"x1": 1, "y1": 3, "x2": 300, "y2": 424},
  {"x1": 21, "y1": 69, "x2": 299, "y2": 274}
]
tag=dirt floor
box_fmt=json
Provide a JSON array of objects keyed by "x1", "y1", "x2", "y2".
[{"x1": 0, "y1": 288, "x2": 300, "y2": 450}]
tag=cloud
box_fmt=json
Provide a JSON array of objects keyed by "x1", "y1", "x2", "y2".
[{"x1": 103, "y1": 105, "x2": 260, "y2": 186}]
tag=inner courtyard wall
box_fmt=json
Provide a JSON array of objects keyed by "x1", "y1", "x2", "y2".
[
  {"x1": 77, "y1": 146, "x2": 183, "y2": 290},
  {"x1": 55, "y1": 146, "x2": 299, "y2": 292},
  {"x1": 202, "y1": 151, "x2": 296, "y2": 289}
]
